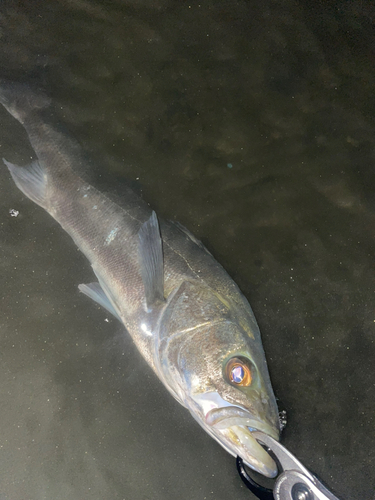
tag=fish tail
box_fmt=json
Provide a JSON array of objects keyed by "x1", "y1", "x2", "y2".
[
  {"x1": 0, "y1": 80, "x2": 51, "y2": 125},
  {"x1": 3, "y1": 158, "x2": 48, "y2": 209},
  {"x1": 0, "y1": 81, "x2": 51, "y2": 208}
]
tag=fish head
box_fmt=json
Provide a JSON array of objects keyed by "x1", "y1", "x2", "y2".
[
  {"x1": 185, "y1": 321, "x2": 280, "y2": 477},
  {"x1": 158, "y1": 288, "x2": 280, "y2": 477}
]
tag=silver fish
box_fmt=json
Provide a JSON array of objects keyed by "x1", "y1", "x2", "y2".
[{"x1": 0, "y1": 82, "x2": 280, "y2": 477}]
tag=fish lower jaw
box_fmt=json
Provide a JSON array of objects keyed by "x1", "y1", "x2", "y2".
[
  {"x1": 222, "y1": 425, "x2": 278, "y2": 478},
  {"x1": 204, "y1": 404, "x2": 280, "y2": 441},
  {"x1": 212, "y1": 416, "x2": 279, "y2": 439}
]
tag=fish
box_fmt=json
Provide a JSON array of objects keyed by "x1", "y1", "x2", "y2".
[{"x1": 0, "y1": 82, "x2": 280, "y2": 477}]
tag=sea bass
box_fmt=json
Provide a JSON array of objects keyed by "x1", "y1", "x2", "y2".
[{"x1": 0, "y1": 83, "x2": 280, "y2": 477}]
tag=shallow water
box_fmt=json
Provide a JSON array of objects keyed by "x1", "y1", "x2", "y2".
[{"x1": 0, "y1": 1, "x2": 374, "y2": 499}]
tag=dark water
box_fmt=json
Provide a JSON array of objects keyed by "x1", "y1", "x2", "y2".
[{"x1": 0, "y1": 1, "x2": 374, "y2": 499}]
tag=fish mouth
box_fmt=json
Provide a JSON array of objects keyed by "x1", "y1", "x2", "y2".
[{"x1": 205, "y1": 406, "x2": 279, "y2": 478}]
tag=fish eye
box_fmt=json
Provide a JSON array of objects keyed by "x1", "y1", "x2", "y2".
[{"x1": 225, "y1": 357, "x2": 253, "y2": 387}]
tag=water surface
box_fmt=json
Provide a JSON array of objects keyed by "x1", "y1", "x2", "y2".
[{"x1": 0, "y1": 1, "x2": 374, "y2": 499}]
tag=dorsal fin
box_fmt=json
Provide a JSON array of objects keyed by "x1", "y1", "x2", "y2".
[{"x1": 172, "y1": 220, "x2": 212, "y2": 256}]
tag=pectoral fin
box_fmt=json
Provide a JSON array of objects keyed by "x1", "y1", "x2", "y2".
[
  {"x1": 3, "y1": 158, "x2": 47, "y2": 207},
  {"x1": 138, "y1": 211, "x2": 164, "y2": 311},
  {"x1": 78, "y1": 282, "x2": 122, "y2": 322}
]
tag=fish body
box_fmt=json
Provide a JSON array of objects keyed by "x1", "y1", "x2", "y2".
[{"x1": 0, "y1": 82, "x2": 280, "y2": 477}]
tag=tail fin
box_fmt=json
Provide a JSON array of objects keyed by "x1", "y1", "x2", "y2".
[
  {"x1": 3, "y1": 158, "x2": 47, "y2": 208},
  {"x1": 0, "y1": 81, "x2": 51, "y2": 124}
]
